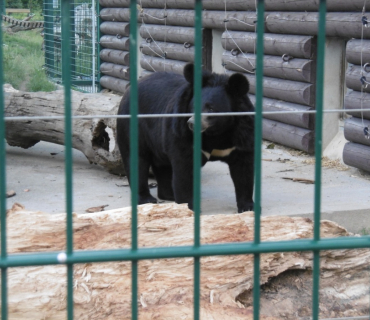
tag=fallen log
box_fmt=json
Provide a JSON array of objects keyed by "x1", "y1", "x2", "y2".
[
  {"x1": 344, "y1": 117, "x2": 370, "y2": 147},
  {"x1": 4, "y1": 202, "x2": 369, "y2": 319},
  {"x1": 262, "y1": 118, "x2": 314, "y2": 153},
  {"x1": 346, "y1": 39, "x2": 370, "y2": 65},
  {"x1": 345, "y1": 65, "x2": 370, "y2": 93},
  {"x1": 344, "y1": 90, "x2": 370, "y2": 120},
  {"x1": 249, "y1": 95, "x2": 313, "y2": 129},
  {"x1": 343, "y1": 142, "x2": 370, "y2": 172},
  {"x1": 223, "y1": 51, "x2": 315, "y2": 83},
  {"x1": 4, "y1": 84, "x2": 124, "y2": 175}
]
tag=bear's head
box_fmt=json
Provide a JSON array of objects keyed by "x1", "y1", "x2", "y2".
[{"x1": 172, "y1": 63, "x2": 253, "y2": 138}]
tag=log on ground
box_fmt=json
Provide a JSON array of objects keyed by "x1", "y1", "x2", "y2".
[
  {"x1": 346, "y1": 39, "x2": 370, "y2": 65},
  {"x1": 249, "y1": 95, "x2": 314, "y2": 129},
  {"x1": 223, "y1": 51, "x2": 315, "y2": 83},
  {"x1": 343, "y1": 142, "x2": 370, "y2": 172},
  {"x1": 344, "y1": 90, "x2": 370, "y2": 120},
  {"x1": 345, "y1": 65, "x2": 370, "y2": 93},
  {"x1": 222, "y1": 31, "x2": 315, "y2": 59},
  {"x1": 266, "y1": 12, "x2": 370, "y2": 39},
  {"x1": 4, "y1": 84, "x2": 124, "y2": 174},
  {"x1": 262, "y1": 118, "x2": 314, "y2": 153},
  {"x1": 344, "y1": 117, "x2": 370, "y2": 147},
  {"x1": 5, "y1": 202, "x2": 369, "y2": 319}
]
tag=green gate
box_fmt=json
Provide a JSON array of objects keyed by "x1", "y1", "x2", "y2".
[{"x1": 1, "y1": 0, "x2": 370, "y2": 319}]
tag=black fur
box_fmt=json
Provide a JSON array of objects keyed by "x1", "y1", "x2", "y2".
[{"x1": 116, "y1": 63, "x2": 255, "y2": 213}]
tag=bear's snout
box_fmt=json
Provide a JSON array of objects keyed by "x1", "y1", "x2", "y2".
[{"x1": 187, "y1": 116, "x2": 208, "y2": 132}]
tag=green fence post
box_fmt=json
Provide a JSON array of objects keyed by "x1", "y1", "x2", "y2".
[
  {"x1": 0, "y1": 21, "x2": 8, "y2": 320},
  {"x1": 312, "y1": 0, "x2": 327, "y2": 319},
  {"x1": 61, "y1": 0, "x2": 74, "y2": 318},
  {"x1": 193, "y1": 1, "x2": 203, "y2": 319},
  {"x1": 129, "y1": 1, "x2": 139, "y2": 319}
]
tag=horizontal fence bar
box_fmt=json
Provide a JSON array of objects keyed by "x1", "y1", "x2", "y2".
[
  {"x1": 1, "y1": 236, "x2": 369, "y2": 268},
  {"x1": 3, "y1": 108, "x2": 368, "y2": 122}
]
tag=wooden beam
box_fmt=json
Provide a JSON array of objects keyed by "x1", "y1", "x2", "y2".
[
  {"x1": 346, "y1": 39, "x2": 370, "y2": 65},
  {"x1": 100, "y1": 62, "x2": 130, "y2": 81},
  {"x1": 100, "y1": 35, "x2": 130, "y2": 51},
  {"x1": 100, "y1": 21, "x2": 130, "y2": 37},
  {"x1": 140, "y1": 24, "x2": 195, "y2": 44},
  {"x1": 343, "y1": 142, "x2": 370, "y2": 172},
  {"x1": 346, "y1": 65, "x2": 370, "y2": 93},
  {"x1": 5, "y1": 8, "x2": 30, "y2": 13},
  {"x1": 100, "y1": 49, "x2": 130, "y2": 66},
  {"x1": 223, "y1": 51, "x2": 315, "y2": 83},
  {"x1": 100, "y1": 75, "x2": 129, "y2": 94},
  {"x1": 344, "y1": 91, "x2": 370, "y2": 120},
  {"x1": 344, "y1": 117, "x2": 370, "y2": 147},
  {"x1": 140, "y1": 55, "x2": 188, "y2": 74},
  {"x1": 141, "y1": 40, "x2": 194, "y2": 62},
  {"x1": 222, "y1": 32, "x2": 315, "y2": 59}
]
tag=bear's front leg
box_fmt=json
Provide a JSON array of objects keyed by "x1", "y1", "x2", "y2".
[
  {"x1": 226, "y1": 150, "x2": 254, "y2": 213},
  {"x1": 170, "y1": 156, "x2": 194, "y2": 210}
]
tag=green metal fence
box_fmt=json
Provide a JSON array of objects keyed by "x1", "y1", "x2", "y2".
[
  {"x1": 1, "y1": 0, "x2": 370, "y2": 319},
  {"x1": 43, "y1": 0, "x2": 100, "y2": 92}
]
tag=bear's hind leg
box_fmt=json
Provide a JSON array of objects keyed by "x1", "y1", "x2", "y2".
[{"x1": 152, "y1": 165, "x2": 175, "y2": 201}]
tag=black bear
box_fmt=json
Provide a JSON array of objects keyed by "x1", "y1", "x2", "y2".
[{"x1": 116, "y1": 63, "x2": 254, "y2": 213}]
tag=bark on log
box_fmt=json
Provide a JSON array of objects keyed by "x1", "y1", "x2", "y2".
[
  {"x1": 100, "y1": 62, "x2": 130, "y2": 81},
  {"x1": 346, "y1": 39, "x2": 370, "y2": 65},
  {"x1": 249, "y1": 95, "x2": 313, "y2": 129},
  {"x1": 263, "y1": 118, "x2": 314, "y2": 153},
  {"x1": 230, "y1": 72, "x2": 315, "y2": 107},
  {"x1": 100, "y1": 35, "x2": 130, "y2": 51},
  {"x1": 4, "y1": 85, "x2": 124, "y2": 174},
  {"x1": 346, "y1": 65, "x2": 370, "y2": 93},
  {"x1": 5, "y1": 202, "x2": 369, "y2": 319},
  {"x1": 141, "y1": 40, "x2": 194, "y2": 62},
  {"x1": 141, "y1": 55, "x2": 188, "y2": 73},
  {"x1": 100, "y1": 21, "x2": 130, "y2": 37},
  {"x1": 100, "y1": 8, "x2": 257, "y2": 32},
  {"x1": 343, "y1": 142, "x2": 370, "y2": 172},
  {"x1": 223, "y1": 51, "x2": 315, "y2": 83},
  {"x1": 344, "y1": 90, "x2": 370, "y2": 120},
  {"x1": 222, "y1": 32, "x2": 315, "y2": 59},
  {"x1": 100, "y1": 48, "x2": 130, "y2": 66},
  {"x1": 99, "y1": 0, "x2": 365, "y2": 11},
  {"x1": 266, "y1": 12, "x2": 370, "y2": 39},
  {"x1": 344, "y1": 117, "x2": 370, "y2": 147},
  {"x1": 100, "y1": 75, "x2": 130, "y2": 94},
  {"x1": 140, "y1": 24, "x2": 195, "y2": 44}
]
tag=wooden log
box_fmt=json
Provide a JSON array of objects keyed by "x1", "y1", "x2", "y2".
[
  {"x1": 100, "y1": 8, "x2": 257, "y2": 32},
  {"x1": 266, "y1": 12, "x2": 370, "y2": 39},
  {"x1": 140, "y1": 55, "x2": 188, "y2": 73},
  {"x1": 223, "y1": 51, "x2": 315, "y2": 83},
  {"x1": 262, "y1": 118, "x2": 314, "y2": 153},
  {"x1": 100, "y1": 62, "x2": 130, "y2": 81},
  {"x1": 5, "y1": 202, "x2": 370, "y2": 319},
  {"x1": 344, "y1": 90, "x2": 370, "y2": 120},
  {"x1": 100, "y1": 35, "x2": 130, "y2": 51},
  {"x1": 345, "y1": 65, "x2": 370, "y2": 93},
  {"x1": 249, "y1": 95, "x2": 313, "y2": 129},
  {"x1": 343, "y1": 142, "x2": 370, "y2": 172},
  {"x1": 100, "y1": 21, "x2": 130, "y2": 37},
  {"x1": 344, "y1": 117, "x2": 370, "y2": 147},
  {"x1": 346, "y1": 39, "x2": 370, "y2": 65},
  {"x1": 3, "y1": 85, "x2": 124, "y2": 174},
  {"x1": 100, "y1": 48, "x2": 130, "y2": 66},
  {"x1": 140, "y1": 24, "x2": 195, "y2": 44},
  {"x1": 140, "y1": 70, "x2": 154, "y2": 78},
  {"x1": 100, "y1": 75, "x2": 130, "y2": 94},
  {"x1": 99, "y1": 0, "x2": 365, "y2": 11},
  {"x1": 141, "y1": 40, "x2": 194, "y2": 62},
  {"x1": 228, "y1": 71, "x2": 315, "y2": 106}
]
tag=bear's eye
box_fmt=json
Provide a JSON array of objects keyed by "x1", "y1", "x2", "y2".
[{"x1": 206, "y1": 104, "x2": 214, "y2": 112}]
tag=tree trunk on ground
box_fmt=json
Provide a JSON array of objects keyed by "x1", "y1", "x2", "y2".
[
  {"x1": 4, "y1": 84, "x2": 124, "y2": 175},
  {"x1": 5, "y1": 202, "x2": 370, "y2": 319}
]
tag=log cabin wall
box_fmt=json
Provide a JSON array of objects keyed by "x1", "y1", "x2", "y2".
[{"x1": 98, "y1": 0, "x2": 370, "y2": 167}]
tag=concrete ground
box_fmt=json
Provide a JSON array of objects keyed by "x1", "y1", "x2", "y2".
[{"x1": 4, "y1": 139, "x2": 370, "y2": 233}]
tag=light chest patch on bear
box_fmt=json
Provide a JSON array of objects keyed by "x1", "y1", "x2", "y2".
[{"x1": 202, "y1": 147, "x2": 236, "y2": 159}]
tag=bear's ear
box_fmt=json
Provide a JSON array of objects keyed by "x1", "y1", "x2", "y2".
[
  {"x1": 184, "y1": 63, "x2": 194, "y2": 84},
  {"x1": 226, "y1": 73, "x2": 250, "y2": 97}
]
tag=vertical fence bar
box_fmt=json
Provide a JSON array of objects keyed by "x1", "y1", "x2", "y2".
[
  {"x1": 61, "y1": 0, "x2": 74, "y2": 318},
  {"x1": 0, "y1": 21, "x2": 8, "y2": 320},
  {"x1": 43, "y1": 0, "x2": 55, "y2": 79},
  {"x1": 129, "y1": 1, "x2": 139, "y2": 319},
  {"x1": 253, "y1": 1, "x2": 265, "y2": 319},
  {"x1": 312, "y1": 0, "x2": 327, "y2": 319},
  {"x1": 193, "y1": 1, "x2": 202, "y2": 319}
]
